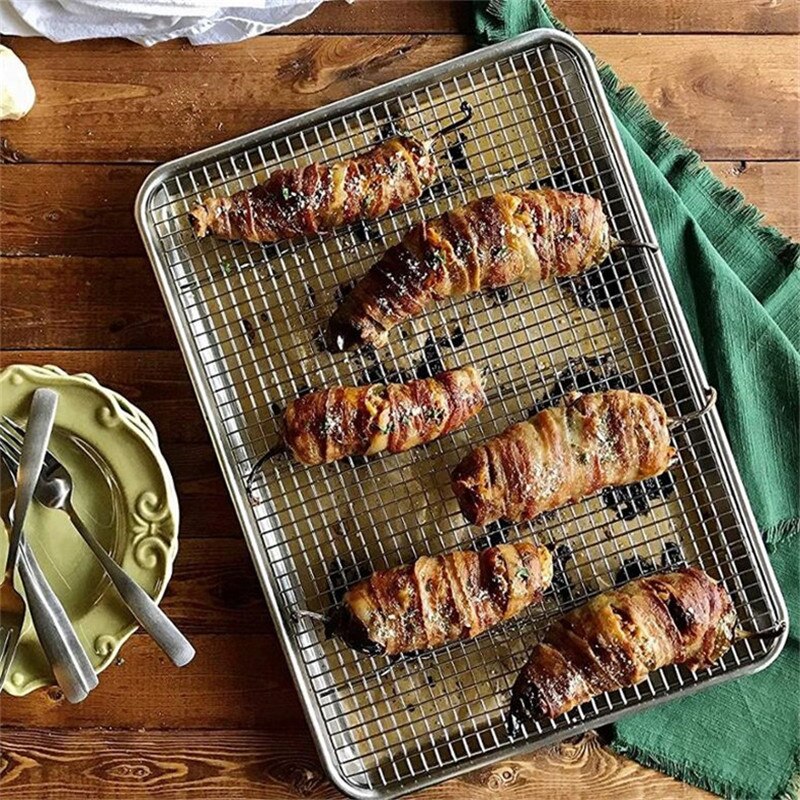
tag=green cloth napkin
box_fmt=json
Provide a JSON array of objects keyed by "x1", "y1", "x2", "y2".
[{"x1": 474, "y1": 2, "x2": 800, "y2": 797}]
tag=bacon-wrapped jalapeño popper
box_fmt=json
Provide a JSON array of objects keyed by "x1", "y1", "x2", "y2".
[
  {"x1": 508, "y1": 568, "x2": 736, "y2": 729},
  {"x1": 190, "y1": 134, "x2": 439, "y2": 244},
  {"x1": 330, "y1": 539, "x2": 553, "y2": 656},
  {"x1": 452, "y1": 390, "x2": 676, "y2": 526},
  {"x1": 281, "y1": 366, "x2": 486, "y2": 466},
  {"x1": 327, "y1": 188, "x2": 612, "y2": 351}
]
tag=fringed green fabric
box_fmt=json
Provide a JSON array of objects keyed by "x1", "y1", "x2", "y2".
[{"x1": 474, "y1": 2, "x2": 800, "y2": 797}]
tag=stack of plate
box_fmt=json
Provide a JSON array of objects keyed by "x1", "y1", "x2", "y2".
[{"x1": 0, "y1": 364, "x2": 180, "y2": 695}]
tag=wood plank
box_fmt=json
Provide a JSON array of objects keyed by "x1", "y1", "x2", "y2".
[
  {"x1": 157, "y1": 441, "x2": 240, "y2": 539},
  {"x1": 0, "y1": 728, "x2": 712, "y2": 800},
  {"x1": 548, "y1": 0, "x2": 800, "y2": 34},
  {"x1": 2, "y1": 159, "x2": 795, "y2": 340},
  {"x1": 2, "y1": 35, "x2": 468, "y2": 164},
  {"x1": 0, "y1": 165, "x2": 149, "y2": 257},
  {"x1": 0, "y1": 257, "x2": 175, "y2": 349},
  {"x1": 583, "y1": 34, "x2": 799, "y2": 161},
  {"x1": 706, "y1": 160, "x2": 800, "y2": 240},
  {"x1": 0, "y1": 727, "x2": 331, "y2": 800},
  {"x1": 284, "y1": 0, "x2": 468, "y2": 35},
  {"x1": 0, "y1": 634, "x2": 298, "y2": 729},
  {"x1": 0, "y1": 1, "x2": 794, "y2": 46},
  {"x1": 282, "y1": 0, "x2": 800, "y2": 35},
  {"x1": 157, "y1": 538, "x2": 269, "y2": 632},
  {"x1": 2, "y1": 34, "x2": 796, "y2": 164}
]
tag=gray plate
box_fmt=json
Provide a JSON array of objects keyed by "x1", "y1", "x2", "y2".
[{"x1": 136, "y1": 29, "x2": 787, "y2": 800}]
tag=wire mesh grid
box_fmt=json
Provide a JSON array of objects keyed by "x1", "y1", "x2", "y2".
[{"x1": 137, "y1": 33, "x2": 785, "y2": 799}]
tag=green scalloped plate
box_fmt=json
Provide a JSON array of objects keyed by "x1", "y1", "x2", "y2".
[{"x1": 0, "y1": 364, "x2": 180, "y2": 696}]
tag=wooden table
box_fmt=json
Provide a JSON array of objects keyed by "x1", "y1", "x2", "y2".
[{"x1": 1, "y1": 2, "x2": 797, "y2": 797}]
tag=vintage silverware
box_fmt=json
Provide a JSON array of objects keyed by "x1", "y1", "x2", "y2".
[
  {"x1": 0, "y1": 417, "x2": 195, "y2": 668},
  {"x1": 0, "y1": 389, "x2": 58, "y2": 689},
  {"x1": 0, "y1": 458, "x2": 99, "y2": 702}
]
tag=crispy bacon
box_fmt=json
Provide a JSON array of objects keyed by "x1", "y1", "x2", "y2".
[
  {"x1": 327, "y1": 188, "x2": 611, "y2": 351},
  {"x1": 334, "y1": 540, "x2": 553, "y2": 655},
  {"x1": 509, "y1": 569, "x2": 736, "y2": 726},
  {"x1": 282, "y1": 367, "x2": 485, "y2": 466},
  {"x1": 452, "y1": 390, "x2": 675, "y2": 526},
  {"x1": 189, "y1": 135, "x2": 437, "y2": 243}
]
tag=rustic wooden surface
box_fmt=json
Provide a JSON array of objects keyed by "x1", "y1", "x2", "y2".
[{"x1": 1, "y1": 1, "x2": 797, "y2": 797}]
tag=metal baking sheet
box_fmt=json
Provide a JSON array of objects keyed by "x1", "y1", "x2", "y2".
[{"x1": 136, "y1": 29, "x2": 787, "y2": 800}]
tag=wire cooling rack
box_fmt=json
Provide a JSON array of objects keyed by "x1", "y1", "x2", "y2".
[{"x1": 137, "y1": 30, "x2": 787, "y2": 800}]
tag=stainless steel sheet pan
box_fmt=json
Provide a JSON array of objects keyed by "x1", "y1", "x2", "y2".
[{"x1": 136, "y1": 30, "x2": 787, "y2": 799}]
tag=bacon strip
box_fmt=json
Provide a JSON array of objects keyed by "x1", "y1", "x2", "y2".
[
  {"x1": 509, "y1": 569, "x2": 736, "y2": 725},
  {"x1": 327, "y1": 188, "x2": 611, "y2": 351},
  {"x1": 452, "y1": 390, "x2": 675, "y2": 526},
  {"x1": 282, "y1": 367, "x2": 485, "y2": 465},
  {"x1": 336, "y1": 540, "x2": 554, "y2": 655},
  {"x1": 189, "y1": 136, "x2": 436, "y2": 244}
]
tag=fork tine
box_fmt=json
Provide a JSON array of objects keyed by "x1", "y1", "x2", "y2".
[
  {"x1": 0, "y1": 632, "x2": 18, "y2": 688},
  {"x1": 0, "y1": 631, "x2": 12, "y2": 669},
  {"x1": 0, "y1": 417, "x2": 24, "y2": 447},
  {"x1": 1, "y1": 416, "x2": 58, "y2": 471},
  {"x1": 1, "y1": 416, "x2": 25, "y2": 435},
  {"x1": 0, "y1": 429, "x2": 22, "y2": 462}
]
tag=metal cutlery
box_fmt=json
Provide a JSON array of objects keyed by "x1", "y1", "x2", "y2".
[
  {"x1": 1, "y1": 459, "x2": 99, "y2": 702},
  {"x1": 0, "y1": 389, "x2": 59, "y2": 689},
  {"x1": 0, "y1": 416, "x2": 195, "y2": 668}
]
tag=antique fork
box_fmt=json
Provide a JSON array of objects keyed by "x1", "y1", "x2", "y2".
[
  {"x1": 0, "y1": 418, "x2": 195, "y2": 668},
  {"x1": 0, "y1": 390, "x2": 58, "y2": 689}
]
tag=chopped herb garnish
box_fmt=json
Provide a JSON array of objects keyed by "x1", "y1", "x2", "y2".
[
  {"x1": 219, "y1": 257, "x2": 233, "y2": 276},
  {"x1": 281, "y1": 186, "x2": 292, "y2": 200},
  {"x1": 396, "y1": 407, "x2": 415, "y2": 425},
  {"x1": 424, "y1": 406, "x2": 446, "y2": 425},
  {"x1": 425, "y1": 247, "x2": 447, "y2": 270},
  {"x1": 517, "y1": 567, "x2": 530, "y2": 580}
]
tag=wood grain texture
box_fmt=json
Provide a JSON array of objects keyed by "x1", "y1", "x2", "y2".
[
  {"x1": 0, "y1": 634, "x2": 297, "y2": 729},
  {"x1": 0, "y1": 729, "x2": 712, "y2": 800},
  {"x1": 706, "y1": 160, "x2": 800, "y2": 239},
  {"x1": 1, "y1": 164, "x2": 153, "y2": 257},
  {"x1": 2, "y1": 35, "x2": 468, "y2": 164},
  {"x1": 284, "y1": 0, "x2": 800, "y2": 35},
  {"x1": 1, "y1": 34, "x2": 796, "y2": 163},
  {"x1": 583, "y1": 34, "x2": 799, "y2": 160},
  {"x1": 153, "y1": 538, "x2": 268, "y2": 631},
  {"x1": 548, "y1": 0, "x2": 800, "y2": 34},
  {"x1": 0, "y1": 257, "x2": 174, "y2": 348},
  {"x1": 284, "y1": 0, "x2": 469, "y2": 35}
]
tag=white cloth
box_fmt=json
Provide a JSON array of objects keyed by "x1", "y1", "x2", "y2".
[{"x1": 0, "y1": 0, "x2": 326, "y2": 45}]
